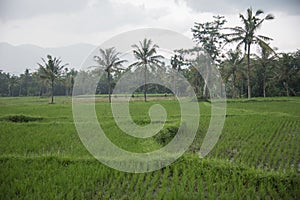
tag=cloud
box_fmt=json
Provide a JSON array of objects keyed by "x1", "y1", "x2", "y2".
[
  {"x1": 181, "y1": 0, "x2": 300, "y2": 15},
  {"x1": 0, "y1": 0, "x2": 299, "y2": 52},
  {"x1": 0, "y1": 0, "x2": 87, "y2": 20}
]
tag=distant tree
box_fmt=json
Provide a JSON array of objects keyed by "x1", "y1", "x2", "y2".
[
  {"x1": 226, "y1": 8, "x2": 274, "y2": 98},
  {"x1": 94, "y1": 47, "x2": 127, "y2": 103},
  {"x1": 253, "y1": 44, "x2": 277, "y2": 97},
  {"x1": 63, "y1": 68, "x2": 77, "y2": 96},
  {"x1": 192, "y1": 15, "x2": 227, "y2": 97},
  {"x1": 170, "y1": 54, "x2": 186, "y2": 97},
  {"x1": 7, "y1": 74, "x2": 18, "y2": 96},
  {"x1": 38, "y1": 55, "x2": 68, "y2": 103},
  {"x1": 130, "y1": 38, "x2": 164, "y2": 102},
  {"x1": 19, "y1": 69, "x2": 31, "y2": 96},
  {"x1": 275, "y1": 52, "x2": 299, "y2": 96},
  {"x1": 220, "y1": 49, "x2": 244, "y2": 98},
  {"x1": 0, "y1": 70, "x2": 9, "y2": 96},
  {"x1": 185, "y1": 65, "x2": 203, "y2": 96}
]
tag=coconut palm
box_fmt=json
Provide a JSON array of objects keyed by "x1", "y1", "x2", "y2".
[
  {"x1": 170, "y1": 54, "x2": 186, "y2": 97},
  {"x1": 130, "y1": 38, "x2": 164, "y2": 102},
  {"x1": 38, "y1": 55, "x2": 68, "y2": 103},
  {"x1": 275, "y1": 53, "x2": 298, "y2": 96},
  {"x1": 253, "y1": 44, "x2": 277, "y2": 97},
  {"x1": 63, "y1": 68, "x2": 77, "y2": 96},
  {"x1": 220, "y1": 49, "x2": 244, "y2": 98},
  {"x1": 94, "y1": 47, "x2": 127, "y2": 103},
  {"x1": 226, "y1": 8, "x2": 274, "y2": 98},
  {"x1": 7, "y1": 74, "x2": 18, "y2": 97}
]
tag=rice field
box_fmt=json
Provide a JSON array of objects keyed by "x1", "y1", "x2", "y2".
[{"x1": 0, "y1": 96, "x2": 299, "y2": 199}]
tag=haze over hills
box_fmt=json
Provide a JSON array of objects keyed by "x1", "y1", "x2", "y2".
[{"x1": 0, "y1": 42, "x2": 96, "y2": 75}]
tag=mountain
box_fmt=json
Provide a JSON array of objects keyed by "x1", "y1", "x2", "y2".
[{"x1": 0, "y1": 42, "x2": 96, "y2": 74}]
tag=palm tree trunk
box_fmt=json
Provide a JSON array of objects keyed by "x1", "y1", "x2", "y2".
[
  {"x1": 51, "y1": 80, "x2": 54, "y2": 104},
  {"x1": 144, "y1": 64, "x2": 147, "y2": 102},
  {"x1": 9, "y1": 86, "x2": 12, "y2": 97},
  {"x1": 203, "y1": 64, "x2": 210, "y2": 98},
  {"x1": 247, "y1": 43, "x2": 252, "y2": 99},
  {"x1": 220, "y1": 79, "x2": 223, "y2": 98},
  {"x1": 19, "y1": 84, "x2": 22, "y2": 96},
  {"x1": 233, "y1": 71, "x2": 236, "y2": 98},
  {"x1": 65, "y1": 83, "x2": 69, "y2": 96},
  {"x1": 284, "y1": 82, "x2": 289, "y2": 97},
  {"x1": 263, "y1": 77, "x2": 266, "y2": 98},
  {"x1": 108, "y1": 71, "x2": 111, "y2": 103},
  {"x1": 173, "y1": 71, "x2": 176, "y2": 100},
  {"x1": 241, "y1": 79, "x2": 243, "y2": 98}
]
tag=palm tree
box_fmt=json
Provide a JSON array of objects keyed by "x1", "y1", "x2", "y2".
[
  {"x1": 7, "y1": 74, "x2": 18, "y2": 97},
  {"x1": 94, "y1": 47, "x2": 127, "y2": 103},
  {"x1": 226, "y1": 8, "x2": 274, "y2": 98},
  {"x1": 220, "y1": 50, "x2": 244, "y2": 98},
  {"x1": 130, "y1": 38, "x2": 164, "y2": 102},
  {"x1": 253, "y1": 44, "x2": 277, "y2": 97},
  {"x1": 275, "y1": 53, "x2": 298, "y2": 96},
  {"x1": 170, "y1": 54, "x2": 186, "y2": 97},
  {"x1": 63, "y1": 68, "x2": 77, "y2": 96},
  {"x1": 38, "y1": 55, "x2": 68, "y2": 104}
]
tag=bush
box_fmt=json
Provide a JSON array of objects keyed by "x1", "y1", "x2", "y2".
[
  {"x1": 2, "y1": 115, "x2": 43, "y2": 123},
  {"x1": 154, "y1": 124, "x2": 179, "y2": 145}
]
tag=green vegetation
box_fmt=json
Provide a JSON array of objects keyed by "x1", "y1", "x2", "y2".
[
  {"x1": 0, "y1": 6, "x2": 299, "y2": 199},
  {"x1": 37, "y1": 55, "x2": 68, "y2": 104},
  {"x1": 129, "y1": 38, "x2": 164, "y2": 102},
  {"x1": 93, "y1": 47, "x2": 127, "y2": 103},
  {"x1": 0, "y1": 97, "x2": 299, "y2": 199}
]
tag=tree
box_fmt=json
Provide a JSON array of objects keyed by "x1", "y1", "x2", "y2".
[
  {"x1": 7, "y1": 74, "x2": 18, "y2": 96},
  {"x1": 94, "y1": 47, "x2": 127, "y2": 103},
  {"x1": 63, "y1": 68, "x2": 77, "y2": 96},
  {"x1": 192, "y1": 15, "x2": 227, "y2": 97},
  {"x1": 19, "y1": 69, "x2": 31, "y2": 96},
  {"x1": 170, "y1": 54, "x2": 186, "y2": 97},
  {"x1": 130, "y1": 38, "x2": 164, "y2": 102},
  {"x1": 220, "y1": 49, "x2": 245, "y2": 98},
  {"x1": 253, "y1": 44, "x2": 277, "y2": 97},
  {"x1": 0, "y1": 70, "x2": 9, "y2": 96},
  {"x1": 275, "y1": 52, "x2": 299, "y2": 96},
  {"x1": 226, "y1": 8, "x2": 274, "y2": 98},
  {"x1": 38, "y1": 55, "x2": 68, "y2": 103}
]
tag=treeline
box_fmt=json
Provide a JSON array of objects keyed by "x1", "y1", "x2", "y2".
[
  {"x1": 0, "y1": 49, "x2": 299, "y2": 98},
  {"x1": 0, "y1": 8, "x2": 299, "y2": 100}
]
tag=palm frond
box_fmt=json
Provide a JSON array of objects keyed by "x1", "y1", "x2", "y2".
[
  {"x1": 255, "y1": 9, "x2": 264, "y2": 16},
  {"x1": 265, "y1": 14, "x2": 275, "y2": 20},
  {"x1": 257, "y1": 35, "x2": 273, "y2": 41}
]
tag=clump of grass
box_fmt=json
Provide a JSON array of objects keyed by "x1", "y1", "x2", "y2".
[
  {"x1": 1, "y1": 115, "x2": 43, "y2": 123},
  {"x1": 154, "y1": 124, "x2": 179, "y2": 145}
]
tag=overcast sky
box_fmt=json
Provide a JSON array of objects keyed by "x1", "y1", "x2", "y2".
[{"x1": 0, "y1": 0, "x2": 299, "y2": 52}]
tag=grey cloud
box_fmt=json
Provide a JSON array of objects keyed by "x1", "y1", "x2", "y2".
[
  {"x1": 182, "y1": 0, "x2": 300, "y2": 15},
  {"x1": 0, "y1": 0, "x2": 87, "y2": 20},
  {"x1": 69, "y1": 1, "x2": 168, "y2": 33}
]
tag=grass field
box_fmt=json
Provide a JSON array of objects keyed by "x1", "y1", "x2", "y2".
[{"x1": 0, "y1": 96, "x2": 299, "y2": 199}]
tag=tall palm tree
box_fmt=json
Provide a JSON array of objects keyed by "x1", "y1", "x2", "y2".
[
  {"x1": 226, "y1": 8, "x2": 274, "y2": 98},
  {"x1": 38, "y1": 55, "x2": 68, "y2": 104},
  {"x1": 130, "y1": 38, "x2": 164, "y2": 102},
  {"x1": 94, "y1": 47, "x2": 127, "y2": 103}
]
